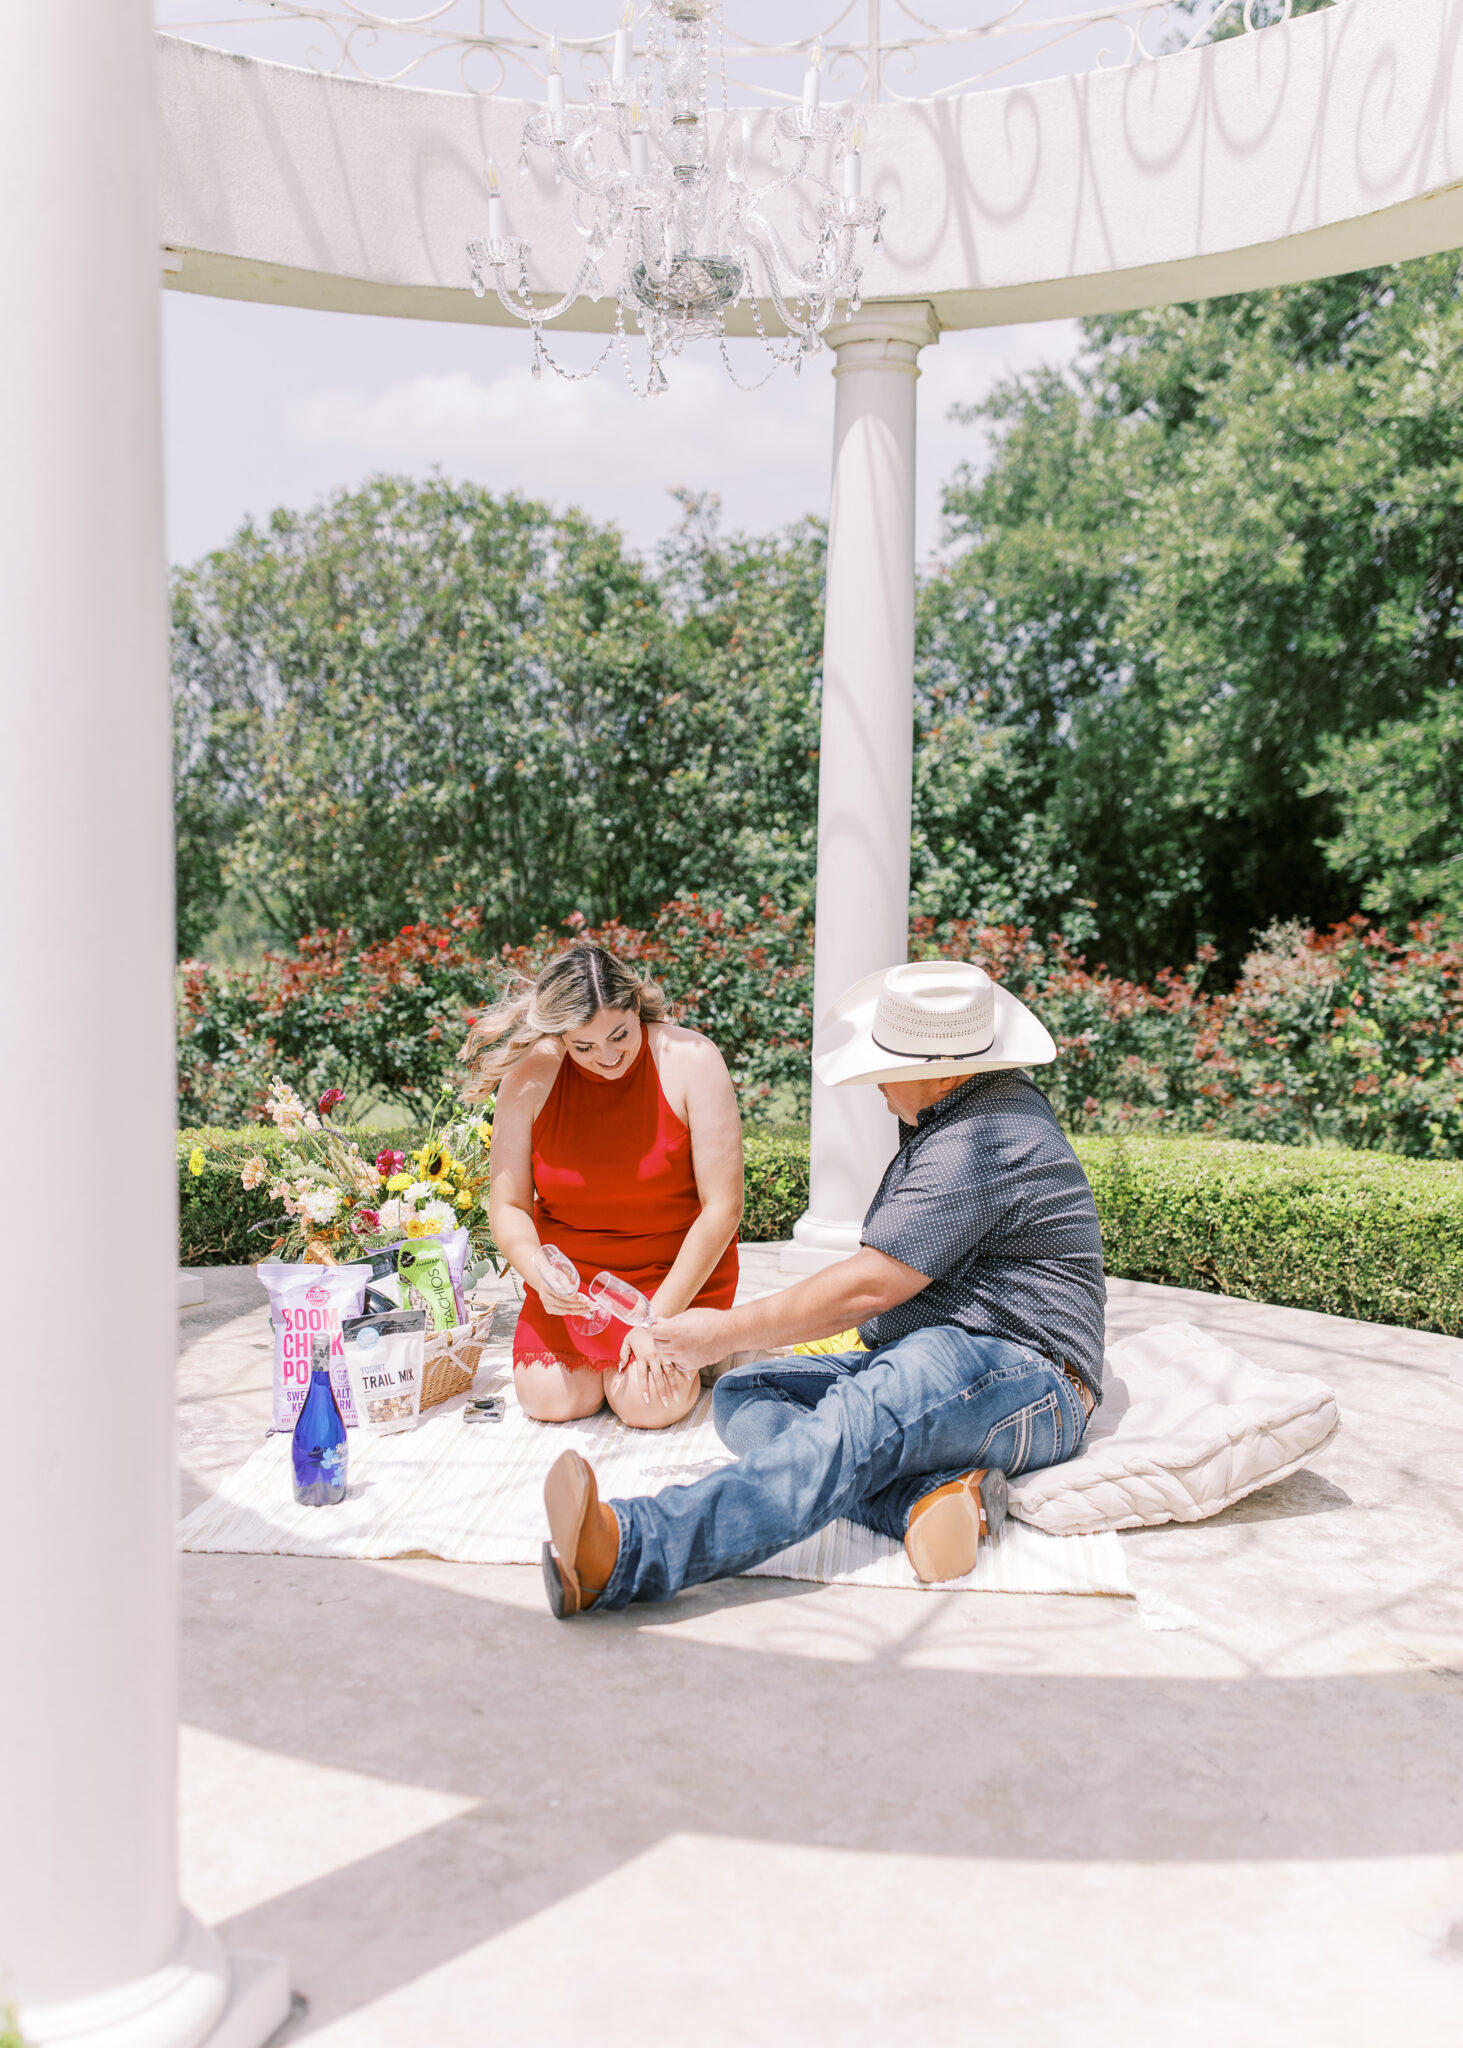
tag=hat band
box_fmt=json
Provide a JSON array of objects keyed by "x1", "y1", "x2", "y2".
[{"x1": 870, "y1": 1021, "x2": 996, "y2": 1062}]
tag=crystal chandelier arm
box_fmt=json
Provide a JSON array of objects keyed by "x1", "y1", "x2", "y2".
[{"x1": 468, "y1": 243, "x2": 605, "y2": 327}]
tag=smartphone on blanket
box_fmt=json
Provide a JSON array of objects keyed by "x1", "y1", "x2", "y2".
[{"x1": 464, "y1": 1396, "x2": 505, "y2": 1425}]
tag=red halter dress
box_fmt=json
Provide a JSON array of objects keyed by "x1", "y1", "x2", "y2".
[{"x1": 513, "y1": 1033, "x2": 740, "y2": 1373}]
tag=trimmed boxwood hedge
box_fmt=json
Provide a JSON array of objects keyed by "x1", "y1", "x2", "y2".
[
  {"x1": 178, "y1": 1124, "x2": 1463, "y2": 1337},
  {"x1": 1073, "y1": 1134, "x2": 1463, "y2": 1335},
  {"x1": 178, "y1": 1123, "x2": 814, "y2": 1266}
]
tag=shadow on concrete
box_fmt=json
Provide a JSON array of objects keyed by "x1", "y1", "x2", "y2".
[{"x1": 181, "y1": 1553, "x2": 1463, "y2": 2036}]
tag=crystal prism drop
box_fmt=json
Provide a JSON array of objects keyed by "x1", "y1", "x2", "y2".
[
  {"x1": 650, "y1": 361, "x2": 668, "y2": 395},
  {"x1": 770, "y1": 138, "x2": 781, "y2": 167},
  {"x1": 532, "y1": 355, "x2": 542, "y2": 380},
  {"x1": 851, "y1": 289, "x2": 862, "y2": 313},
  {"x1": 517, "y1": 153, "x2": 529, "y2": 180}
]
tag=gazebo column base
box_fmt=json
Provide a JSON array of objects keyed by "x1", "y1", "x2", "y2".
[
  {"x1": 795, "y1": 301, "x2": 940, "y2": 1253},
  {"x1": 18, "y1": 1916, "x2": 289, "y2": 2048}
]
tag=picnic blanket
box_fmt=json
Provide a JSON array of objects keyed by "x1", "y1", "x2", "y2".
[{"x1": 179, "y1": 1371, "x2": 1130, "y2": 1596}]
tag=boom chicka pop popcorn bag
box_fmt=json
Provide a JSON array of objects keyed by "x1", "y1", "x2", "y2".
[{"x1": 258, "y1": 1261, "x2": 371, "y2": 1431}]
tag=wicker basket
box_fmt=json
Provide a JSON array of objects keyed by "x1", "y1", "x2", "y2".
[{"x1": 420, "y1": 1307, "x2": 499, "y2": 1411}]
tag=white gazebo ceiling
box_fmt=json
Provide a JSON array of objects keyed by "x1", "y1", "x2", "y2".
[{"x1": 159, "y1": 0, "x2": 1463, "y2": 334}]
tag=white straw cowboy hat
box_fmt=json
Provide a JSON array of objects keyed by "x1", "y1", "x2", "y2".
[{"x1": 812, "y1": 959, "x2": 1056, "y2": 1089}]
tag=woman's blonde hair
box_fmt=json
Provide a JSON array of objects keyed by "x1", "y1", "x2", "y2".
[{"x1": 459, "y1": 942, "x2": 669, "y2": 1101}]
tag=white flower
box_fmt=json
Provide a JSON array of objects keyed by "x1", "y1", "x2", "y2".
[
  {"x1": 403, "y1": 1180, "x2": 437, "y2": 1208},
  {"x1": 265, "y1": 1078, "x2": 309, "y2": 1131},
  {"x1": 298, "y1": 1188, "x2": 340, "y2": 1225},
  {"x1": 376, "y1": 1198, "x2": 405, "y2": 1232},
  {"x1": 416, "y1": 1199, "x2": 457, "y2": 1235}
]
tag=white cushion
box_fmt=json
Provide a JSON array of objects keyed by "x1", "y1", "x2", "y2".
[{"x1": 1007, "y1": 1321, "x2": 1339, "y2": 1536}]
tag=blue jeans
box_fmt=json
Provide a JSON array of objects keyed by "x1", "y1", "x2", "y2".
[{"x1": 596, "y1": 1326, "x2": 1089, "y2": 1610}]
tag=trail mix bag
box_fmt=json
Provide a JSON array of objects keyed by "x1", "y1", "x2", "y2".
[
  {"x1": 382, "y1": 1227, "x2": 471, "y2": 1330},
  {"x1": 341, "y1": 1308, "x2": 426, "y2": 1437},
  {"x1": 258, "y1": 1261, "x2": 371, "y2": 1432}
]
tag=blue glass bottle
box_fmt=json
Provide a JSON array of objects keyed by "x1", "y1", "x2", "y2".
[{"x1": 292, "y1": 1332, "x2": 348, "y2": 1507}]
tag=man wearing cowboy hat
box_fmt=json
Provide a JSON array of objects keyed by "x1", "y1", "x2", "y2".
[{"x1": 540, "y1": 959, "x2": 1105, "y2": 1618}]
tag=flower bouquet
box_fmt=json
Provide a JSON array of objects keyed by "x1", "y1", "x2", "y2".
[{"x1": 223, "y1": 1079, "x2": 500, "y2": 1276}]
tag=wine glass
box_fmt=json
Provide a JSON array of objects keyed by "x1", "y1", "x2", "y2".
[
  {"x1": 585, "y1": 1271, "x2": 653, "y2": 1328},
  {"x1": 531, "y1": 1245, "x2": 611, "y2": 1338}
]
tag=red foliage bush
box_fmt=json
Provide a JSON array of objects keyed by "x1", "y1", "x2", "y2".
[{"x1": 179, "y1": 900, "x2": 1463, "y2": 1156}]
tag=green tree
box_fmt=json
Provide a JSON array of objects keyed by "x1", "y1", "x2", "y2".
[
  {"x1": 1307, "y1": 692, "x2": 1463, "y2": 926},
  {"x1": 173, "y1": 480, "x2": 835, "y2": 958},
  {"x1": 928, "y1": 254, "x2": 1463, "y2": 974}
]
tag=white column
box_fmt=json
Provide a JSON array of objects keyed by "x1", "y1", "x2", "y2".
[
  {"x1": 0, "y1": 10, "x2": 285, "y2": 2046},
  {"x1": 791, "y1": 301, "x2": 939, "y2": 1260}
]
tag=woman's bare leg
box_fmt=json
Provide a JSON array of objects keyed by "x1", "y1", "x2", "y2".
[
  {"x1": 604, "y1": 1362, "x2": 700, "y2": 1431},
  {"x1": 514, "y1": 1359, "x2": 607, "y2": 1423}
]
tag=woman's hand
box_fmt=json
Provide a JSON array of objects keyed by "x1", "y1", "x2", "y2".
[
  {"x1": 615, "y1": 1321, "x2": 683, "y2": 1409},
  {"x1": 530, "y1": 1271, "x2": 591, "y2": 1321},
  {"x1": 528, "y1": 1269, "x2": 594, "y2": 1318}
]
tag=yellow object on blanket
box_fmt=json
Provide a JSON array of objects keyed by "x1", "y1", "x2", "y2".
[{"x1": 791, "y1": 1329, "x2": 867, "y2": 1355}]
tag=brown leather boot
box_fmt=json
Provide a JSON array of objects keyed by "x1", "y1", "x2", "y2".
[
  {"x1": 903, "y1": 1467, "x2": 1008, "y2": 1584},
  {"x1": 543, "y1": 1450, "x2": 621, "y2": 1618}
]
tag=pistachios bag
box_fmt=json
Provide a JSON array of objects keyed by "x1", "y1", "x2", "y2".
[
  {"x1": 380, "y1": 1227, "x2": 470, "y2": 1330},
  {"x1": 258, "y1": 1261, "x2": 371, "y2": 1431}
]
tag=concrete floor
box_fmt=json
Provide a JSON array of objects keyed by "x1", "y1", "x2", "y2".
[{"x1": 177, "y1": 1252, "x2": 1463, "y2": 2046}]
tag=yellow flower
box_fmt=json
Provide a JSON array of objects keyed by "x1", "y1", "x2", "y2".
[
  {"x1": 451, "y1": 1162, "x2": 468, "y2": 1183},
  {"x1": 455, "y1": 1189, "x2": 472, "y2": 1209},
  {"x1": 187, "y1": 1146, "x2": 206, "y2": 1177},
  {"x1": 386, "y1": 1172, "x2": 411, "y2": 1192},
  {"x1": 404, "y1": 1215, "x2": 429, "y2": 1238},
  {"x1": 476, "y1": 1122, "x2": 492, "y2": 1147}
]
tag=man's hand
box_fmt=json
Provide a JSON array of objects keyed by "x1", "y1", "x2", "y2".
[{"x1": 652, "y1": 1306, "x2": 735, "y2": 1374}]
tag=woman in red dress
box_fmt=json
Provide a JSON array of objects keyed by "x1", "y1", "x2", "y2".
[{"x1": 467, "y1": 944, "x2": 743, "y2": 1429}]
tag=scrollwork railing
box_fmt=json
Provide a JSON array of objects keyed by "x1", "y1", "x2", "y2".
[{"x1": 156, "y1": 1, "x2": 1348, "y2": 103}]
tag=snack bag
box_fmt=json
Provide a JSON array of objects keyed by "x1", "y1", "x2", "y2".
[
  {"x1": 355, "y1": 1247, "x2": 404, "y2": 1309},
  {"x1": 341, "y1": 1309, "x2": 426, "y2": 1436},
  {"x1": 380, "y1": 1227, "x2": 470, "y2": 1330},
  {"x1": 395, "y1": 1238, "x2": 459, "y2": 1333},
  {"x1": 258, "y1": 1261, "x2": 371, "y2": 1431}
]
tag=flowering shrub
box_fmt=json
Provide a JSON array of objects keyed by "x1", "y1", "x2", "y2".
[
  {"x1": 912, "y1": 915, "x2": 1463, "y2": 1156},
  {"x1": 178, "y1": 897, "x2": 813, "y2": 1123},
  {"x1": 495, "y1": 897, "x2": 813, "y2": 1108},
  {"x1": 178, "y1": 898, "x2": 1463, "y2": 1158},
  {"x1": 177, "y1": 917, "x2": 488, "y2": 1125}
]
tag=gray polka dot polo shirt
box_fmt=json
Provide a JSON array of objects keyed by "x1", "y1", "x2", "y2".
[{"x1": 857, "y1": 1069, "x2": 1106, "y2": 1396}]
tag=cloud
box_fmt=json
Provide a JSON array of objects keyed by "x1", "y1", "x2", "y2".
[{"x1": 287, "y1": 349, "x2": 837, "y2": 548}]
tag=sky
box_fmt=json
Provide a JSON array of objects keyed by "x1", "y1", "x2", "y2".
[{"x1": 162, "y1": 294, "x2": 1081, "y2": 569}]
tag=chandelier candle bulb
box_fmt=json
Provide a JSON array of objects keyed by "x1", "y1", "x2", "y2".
[
  {"x1": 629, "y1": 99, "x2": 649, "y2": 177},
  {"x1": 612, "y1": 1, "x2": 633, "y2": 85},
  {"x1": 486, "y1": 161, "x2": 505, "y2": 243},
  {"x1": 843, "y1": 125, "x2": 863, "y2": 204},
  {"x1": 547, "y1": 37, "x2": 565, "y2": 130},
  {"x1": 802, "y1": 44, "x2": 822, "y2": 119}
]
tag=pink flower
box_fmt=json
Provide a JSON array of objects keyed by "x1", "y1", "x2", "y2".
[
  {"x1": 351, "y1": 1209, "x2": 379, "y2": 1235},
  {"x1": 376, "y1": 1148, "x2": 405, "y2": 1176},
  {"x1": 318, "y1": 1087, "x2": 346, "y2": 1114}
]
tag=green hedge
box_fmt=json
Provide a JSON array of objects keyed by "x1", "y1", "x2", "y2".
[
  {"x1": 178, "y1": 1124, "x2": 812, "y2": 1265},
  {"x1": 1074, "y1": 1134, "x2": 1463, "y2": 1335},
  {"x1": 180, "y1": 1123, "x2": 1463, "y2": 1336}
]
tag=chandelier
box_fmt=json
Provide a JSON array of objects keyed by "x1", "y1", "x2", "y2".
[{"x1": 465, "y1": 1, "x2": 885, "y2": 395}]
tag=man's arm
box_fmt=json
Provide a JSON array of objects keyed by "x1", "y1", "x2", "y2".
[{"x1": 652, "y1": 1245, "x2": 931, "y2": 1373}]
